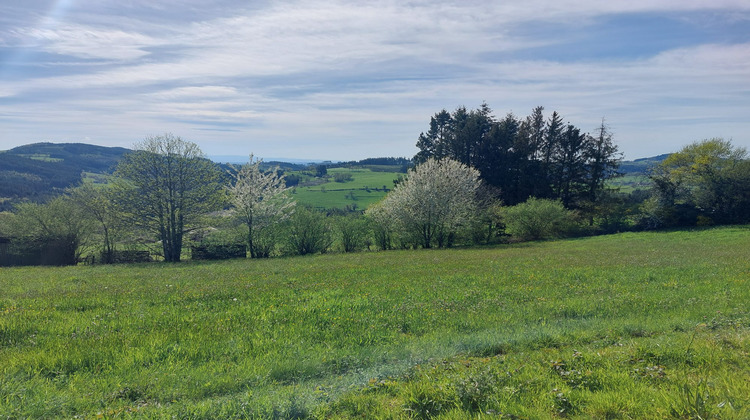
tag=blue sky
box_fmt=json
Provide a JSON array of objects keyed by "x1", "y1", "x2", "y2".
[{"x1": 1, "y1": 0, "x2": 749, "y2": 161}]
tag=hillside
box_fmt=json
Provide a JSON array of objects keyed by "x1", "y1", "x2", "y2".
[
  {"x1": 0, "y1": 143, "x2": 130, "y2": 211},
  {"x1": 618, "y1": 153, "x2": 670, "y2": 174}
]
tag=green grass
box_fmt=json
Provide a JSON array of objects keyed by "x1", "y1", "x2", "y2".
[
  {"x1": 608, "y1": 173, "x2": 651, "y2": 193},
  {"x1": 290, "y1": 168, "x2": 400, "y2": 210},
  {"x1": 1, "y1": 226, "x2": 749, "y2": 418}
]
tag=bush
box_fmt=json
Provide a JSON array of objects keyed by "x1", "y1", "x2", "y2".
[
  {"x1": 365, "y1": 201, "x2": 393, "y2": 250},
  {"x1": 500, "y1": 198, "x2": 576, "y2": 241},
  {"x1": 334, "y1": 215, "x2": 369, "y2": 252},
  {"x1": 109, "y1": 250, "x2": 152, "y2": 264},
  {"x1": 370, "y1": 158, "x2": 481, "y2": 249},
  {"x1": 333, "y1": 172, "x2": 353, "y2": 183},
  {"x1": 285, "y1": 208, "x2": 332, "y2": 255},
  {"x1": 0, "y1": 235, "x2": 78, "y2": 266}
]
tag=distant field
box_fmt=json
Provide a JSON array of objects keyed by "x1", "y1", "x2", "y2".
[
  {"x1": 1, "y1": 226, "x2": 749, "y2": 418},
  {"x1": 609, "y1": 173, "x2": 652, "y2": 193},
  {"x1": 17, "y1": 154, "x2": 64, "y2": 162},
  {"x1": 289, "y1": 167, "x2": 402, "y2": 210}
]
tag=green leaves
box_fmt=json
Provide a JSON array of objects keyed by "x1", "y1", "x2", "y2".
[{"x1": 113, "y1": 134, "x2": 223, "y2": 261}]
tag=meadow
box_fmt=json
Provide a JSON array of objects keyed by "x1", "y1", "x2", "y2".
[
  {"x1": 1, "y1": 226, "x2": 749, "y2": 418},
  {"x1": 289, "y1": 167, "x2": 401, "y2": 210}
]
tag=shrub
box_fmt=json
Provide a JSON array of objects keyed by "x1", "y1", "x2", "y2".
[
  {"x1": 500, "y1": 198, "x2": 576, "y2": 241},
  {"x1": 285, "y1": 208, "x2": 332, "y2": 255},
  {"x1": 334, "y1": 172, "x2": 353, "y2": 183},
  {"x1": 334, "y1": 215, "x2": 369, "y2": 252},
  {"x1": 191, "y1": 243, "x2": 246, "y2": 260}
]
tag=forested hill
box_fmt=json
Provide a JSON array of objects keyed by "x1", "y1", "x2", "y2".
[
  {"x1": 0, "y1": 143, "x2": 130, "y2": 211},
  {"x1": 618, "y1": 154, "x2": 670, "y2": 174}
]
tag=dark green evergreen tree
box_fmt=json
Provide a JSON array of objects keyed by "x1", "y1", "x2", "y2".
[{"x1": 413, "y1": 104, "x2": 621, "y2": 209}]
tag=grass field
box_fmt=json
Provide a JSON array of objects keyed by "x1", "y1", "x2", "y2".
[
  {"x1": 608, "y1": 173, "x2": 652, "y2": 194},
  {"x1": 289, "y1": 167, "x2": 401, "y2": 210},
  {"x1": 1, "y1": 226, "x2": 749, "y2": 418}
]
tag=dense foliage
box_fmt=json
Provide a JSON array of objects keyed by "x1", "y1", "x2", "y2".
[
  {"x1": 1, "y1": 120, "x2": 748, "y2": 266},
  {"x1": 646, "y1": 138, "x2": 750, "y2": 227},
  {"x1": 114, "y1": 134, "x2": 223, "y2": 262},
  {"x1": 415, "y1": 104, "x2": 621, "y2": 209},
  {"x1": 368, "y1": 158, "x2": 481, "y2": 249},
  {"x1": 500, "y1": 198, "x2": 576, "y2": 240}
]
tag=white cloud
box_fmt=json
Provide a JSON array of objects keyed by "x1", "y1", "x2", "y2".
[
  {"x1": 0, "y1": 0, "x2": 749, "y2": 159},
  {"x1": 11, "y1": 24, "x2": 158, "y2": 61},
  {"x1": 148, "y1": 86, "x2": 240, "y2": 100}
]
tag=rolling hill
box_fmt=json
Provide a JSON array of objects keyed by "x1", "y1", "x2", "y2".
[
  {"x1": 0, "y1": 142, "x2": 667, "y2": 212},
  {"x1": 0, "y1": 143, "x2": 130, "y2": 211}
]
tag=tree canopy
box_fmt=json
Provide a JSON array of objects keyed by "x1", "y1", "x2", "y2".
[
  {"x1": 648, "y1": 138, "x2": 750, "y2": 226},
  {"x1": 114, "y1": 134, "x2": 223, "y2": 262},
  {"x1": 227, "y1": 155, "x2": 295, "y2": 258},
  {"x1": 370, "y1": 157, "x2": 481, "y2": 248},
  {"x1": 414, "y1": 104, "x2": 621, "y2": 209}
]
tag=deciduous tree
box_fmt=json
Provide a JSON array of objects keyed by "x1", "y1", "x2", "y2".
[
  {"x1": 227, "y1": 155, "x2": 295, "y2": 258},
  {"x1": 68, "y1": 182, "x2": 121, "y2": 263},
  {"x1": 648, "y1": 138, "x2": 750, "y2": 226},
  {"x1": 9, "y1": 196, "x2": 93, "y2": 265},
  {"x1": 372, "y1": 157, "x2": 481, "y2": 248},
  {"x1": 114, "y1": 134, "x2": 223, "y2": 262}
]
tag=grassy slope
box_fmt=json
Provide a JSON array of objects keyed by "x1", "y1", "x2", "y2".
[{"x1": 0, "y1": 227, "x2": 749, "y2": 418}]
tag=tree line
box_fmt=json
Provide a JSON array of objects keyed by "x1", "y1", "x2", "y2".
[
  {"x1": 1, "y1": 105, "x2": 748, "y2": 266},
  {"x1": 415, "y1": 104, "x2": 620, "y2": 208}
]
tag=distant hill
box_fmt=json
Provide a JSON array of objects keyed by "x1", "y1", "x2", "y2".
[
  {"x1": 618, "y1": 154, "x2": 670, "y2": 175},
  {"x1": 0, "y1": 141, "x2": 669, "y2": 212},
  {"x1": 0, "y1": 143, "x2": 130, "y2": 211}
]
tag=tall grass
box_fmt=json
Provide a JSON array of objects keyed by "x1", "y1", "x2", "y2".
[{"x1": 1, "y1": 226, "x2": 748, "y2": 418}]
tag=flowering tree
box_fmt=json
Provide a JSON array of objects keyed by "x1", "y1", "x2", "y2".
[
  {"x1": 372, "y1": 157, "x2": 481, "y2": 248},
  {"x1": 227, "y1": 155, "x2": 295, "y2": 257}
]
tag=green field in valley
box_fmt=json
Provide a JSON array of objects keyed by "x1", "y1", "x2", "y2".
[
  {"x1": 288, "y1": 167, "x2": 401, "y2": 211},
  {"x1": 1, "y1": 226, "x2": 749, "y2": 418},
  {"x1": 608, "y1": 174, "x2": 652, "y2": 194}
]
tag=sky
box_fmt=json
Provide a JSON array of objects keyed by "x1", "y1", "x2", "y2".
[{"x1": 0, "y1": 1, "x2": 749, "y2": 162}]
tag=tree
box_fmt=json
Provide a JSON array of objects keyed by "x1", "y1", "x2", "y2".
[
  {"x1": 372, "y1": 157, "x2": 481, "y2": 248},
  {"x1": 334, "y1": 214, "x2": 369, "y2": 252},
  {"x1": 114, "y1": 134, "x2": 223, "y2": 262},
  {"x1": 68, "y1": 182, "x2": 122, "y2": 263},
  {"x1": 415, "y1": 109, "x2": 452, "y2": 164},
  {"x1": 414, "y1": 104, "x2": 621, "y2": 208},
  {"x1": 365, "y1": 200, "x2": 394, "y2": 250},
  {"x1": 8, "y1": 196, "x2": 94, "y2": 265},
  {"x1": 227, "y1": 155, "x2": 295, "y2": 258},
  {"x1": 586, "y1": 119, "x2": 621, "y2": 203},
  {"x1": 552, "y1": 124, "x2": 589, "y2": 207},
  {"x1": 648, "y1": 138, "x2": 750, "y2": 226}
]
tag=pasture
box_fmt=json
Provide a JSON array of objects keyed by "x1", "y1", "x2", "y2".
[
  {"x1": 289, "y1": 167, "x2": 401, "y2": 210},
  {"x1": 0, "y1": 226, "x2": 748, "y2": 418}
]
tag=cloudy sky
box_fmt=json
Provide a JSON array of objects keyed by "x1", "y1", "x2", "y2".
[{"x1": 1, "y1": 1, "x2": 749, "y2": 161}]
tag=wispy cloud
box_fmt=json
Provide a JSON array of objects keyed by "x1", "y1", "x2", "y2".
[{"x1": 0, "y1": 0, "x2": 749, "y2": 159}]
